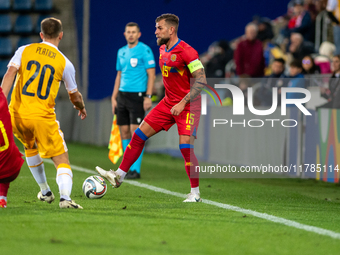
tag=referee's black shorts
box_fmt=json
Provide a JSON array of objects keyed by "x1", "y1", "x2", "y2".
[{"x1": 116, "y1": 91, "x2": 146, "y2": 126}]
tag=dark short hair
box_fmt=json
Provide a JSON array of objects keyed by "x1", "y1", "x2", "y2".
[
  {"x1": 290, "y1": 59, "x2": 303, "y2": 68},
  {"x1": 125, "y1": 22, "x2": 140, "y2": 32},
  {"x1": 41, "y1": 17, "x2": 62, "y2": 39},
  {"x1": 273, "y1": 58, "x2": 285, "y2": 65},
  {"x1": 155, "y1": 13, "x2": 179, "y2": 33},
  {"x1": 334, "y1": 54, "x2": 340, "y2": 60}
]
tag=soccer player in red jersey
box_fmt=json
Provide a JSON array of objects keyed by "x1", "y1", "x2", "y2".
[
  {"x1": 0, "y1": 87, "x2": 24, "y2": 208},
  {"x1": 96, "y1": 13, "x2": 206, "y2": 202}
]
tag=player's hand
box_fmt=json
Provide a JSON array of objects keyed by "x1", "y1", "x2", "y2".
[
  {"x1": 143, "y1": 97, "x2": 152, "y2": 111},
  {"x1": 112, "y1": 98, "x2": 117, "y2": 115},
  {"x1": 74, "y1": 105, "x2": 87, "y2": 120},
  {"x1": 170, "y1": 101, "x2": 185, "y2": 116}
]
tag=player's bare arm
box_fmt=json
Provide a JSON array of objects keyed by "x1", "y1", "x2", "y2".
[
  {"x1": 144, "y1": 67, "x2": 155, "y2": 111},
  {"x1": 170, "y1": 68, "x2": 206, "y2": 116},
  {"x1": 112, "y1": 71, "x2": 121, "y2": 115},
  {"x1": 186, "y1": 68, "x2": 206, "y2": 102},
  {"x1": 0, "y1": 66, "x2": 18, "y2": 98},
  {"x1": 69, "y1": 91, "x2": 87, "y2": 120}
]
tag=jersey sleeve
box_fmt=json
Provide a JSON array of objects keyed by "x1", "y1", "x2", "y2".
[
  {"x1": 143, "y1": 46, "x2": 155, "y2": 69},
  {"x1": 7, "y1": 46, "x2": 27, "y2": 69},
  {"x1": 62, "y1": 58, "x2": 78, "y2": 94},
  {"x1": 181, "y1": 46, "x2": 203, "y2": 73},
  {"x1": 116, "y1": 49, "x2": 122, "y2": 71}
]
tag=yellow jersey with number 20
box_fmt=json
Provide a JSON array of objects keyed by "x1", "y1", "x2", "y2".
[{"x1": 8, "y1": 41, "x2": 78, "y2": 120}]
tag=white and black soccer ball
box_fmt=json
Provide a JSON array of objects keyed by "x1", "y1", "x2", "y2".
[{"x1": 82, "y1": 176, "x2": 107, "y2": 199}]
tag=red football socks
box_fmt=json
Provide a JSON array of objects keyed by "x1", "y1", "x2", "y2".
[
  {"x1": 119, "y1": 129, "x2": 147, "y2": 172},
  {"x1": 180, "y1": 146, "x2": 199, "y2": 188},
  {"x1": 0, "y1": 182, "x2": 10, "y2": 197}
]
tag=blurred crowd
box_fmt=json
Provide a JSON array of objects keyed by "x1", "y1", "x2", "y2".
[{"x1": 152, "y1": 0, "x2": 340, "y2": 109}]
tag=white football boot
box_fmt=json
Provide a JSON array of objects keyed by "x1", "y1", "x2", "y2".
[
  {"x1": 183, "y1": 192, "x2": 202, "y2": 202},
  {"x1": 95, "y1": 166, "x2": 122, "y2": 188},
  {"x1": 59, "y1": 199, "x2": 83, "y2": 209},
  {"x1": 37, "y1": 191, "x2": 55, "y2": 204}
]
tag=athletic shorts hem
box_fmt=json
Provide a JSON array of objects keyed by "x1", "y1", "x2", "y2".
[
  {"x1": 39, "y1": 148, "x2": 68, "y2": 159},
  {"x1": 0, "y1": 169, "x2": 21, "y2": 183},
  {"x1": 143, "y1": 119, "x2": 165, "y2": 133}
]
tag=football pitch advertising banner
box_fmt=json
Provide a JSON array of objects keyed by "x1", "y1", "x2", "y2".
[
  {"x1": 304, "y1": 109, "x2": 340, "y2": 183},
  {"x1": 146, "y1": 77, "x2": 340, "y2": 182}
]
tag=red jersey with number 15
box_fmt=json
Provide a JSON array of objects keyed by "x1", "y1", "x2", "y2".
[{"x1": 159, "y1": 39, "x2": 201, "y2": 108}]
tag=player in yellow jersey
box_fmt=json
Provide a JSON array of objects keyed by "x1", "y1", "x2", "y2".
[{"x1": 1, "y1": 17, "x2": 86, "y2": 209}]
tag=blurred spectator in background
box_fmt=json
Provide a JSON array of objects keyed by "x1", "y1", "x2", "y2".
[
  {"x1": 258, "y1": 58, "x2": 287, "y2": 106},
  {"x1": 326, "y1": 0, "x2": 340, "y2": 55},
  {"x1": 254, "y1": 16, "x2": 275, "y2": 42},
  {"x1": 314, "y1": 41, "x2": 335, "y2": 73},
  {"x1": 222, "y1": 74, "x2": 252, "y2": 106},
  {"x1": 302, "y1": 55, "x2": 321, "y2": 74},
  {"x1": 205, "y1": 40, "x2": 233, "y2": 79},
  {"x1": 287, "y1": 0, "x2": 297, "y2": 17},
  {"x1": 263, "y1": 41, "x2": 287, "y2": 75},
  {"x1": 305, "y1": 0, "x2": 319, "y2": 21},
  {"x1": 319, "y1": 55, "x2": 340, "y2": 108},
  {"x1": 234, "y1": 23, "x2": 265, "y2": 77},
  {"x1": 286, "y1": 59, "x2": 306, "y2": 100},
  {"x1": 289, "y1": 33, "x2": 315, "y2": 61},
  {"x1": 319, "y1": 40, "x2": 336, "y2": 58},
  {"x1": 302, "y1": 54, "x2": 322, "y2": 87},
  {"x1": 253, "y1": 16, "x2": 278, "y2": 73},
  {"x1": 315, "y1": 0, "x2": 333, "y2": 51},
  {"x1": 283, "y1": 0, "x2": 314, "y2": 42},
  {"x1": 201, "y1": 41, "x2": 219, "y2": 65}
]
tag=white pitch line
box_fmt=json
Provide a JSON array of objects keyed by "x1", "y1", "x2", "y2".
[
  {"x1": 41, "y1": 158, "x2": 340, "y2": 240},
  {"x1": 124, "y1": 181, "x2": 340, "y2": 240}
]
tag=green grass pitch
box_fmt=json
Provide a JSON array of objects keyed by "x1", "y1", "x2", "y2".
[{"x1": 1, "y1": 142, "x2": 340, "y2": 255}]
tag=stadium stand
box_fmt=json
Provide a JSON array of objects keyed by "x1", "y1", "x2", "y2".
[
  {"x1": 0, "y1": 0, "x2": 11, "y2": 12},
  {"x1": 0, "y1": 0, "x2": 55, "y2": 79},
  {"x1": 0, "y1": 59, "x2": 8, "y2": 77},
  {"x1": 34, "y1": 14, "x2": 48, "y2": 33},
  {"x1": 0, "y1": 37, "x2": 12, "y2": 57},
  {"x1": 13, "y1": 0, "x2": 32, "y2": 12},
  {"x1": 0, "y1": 14, "x2": 12, "y2": 34},
  {"x1": 13, "y1": 14, "x2": 33, "y2": 34},
  {"x1": 34, "y1": 0, "x2": 53, "y2": 12},
  {"x1": 16, "y1": 35, "x2": 32, "y2": 47}
]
